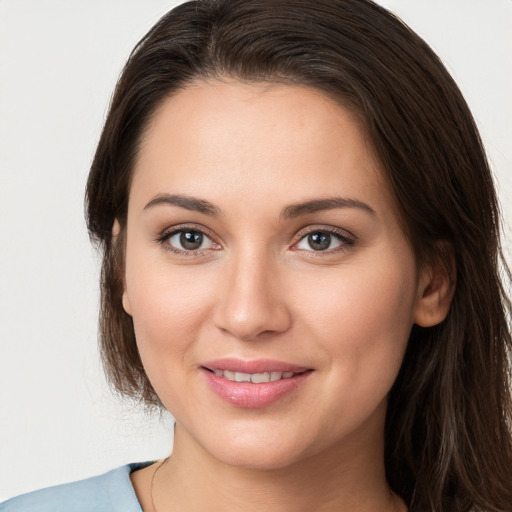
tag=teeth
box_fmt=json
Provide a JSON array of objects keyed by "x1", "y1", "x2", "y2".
[
  {"x1": 235, "y1": 372, "x2": 251, "y2": 383},
  {"x1": 211, "y1": 369, "x2": 299, "y2": 383},
  {"x1": 251, "y1": 372, "x2": 270, "y2": 383},
  {"x1": 224, "y1": 370, "x2": 236, "y2": 381}
]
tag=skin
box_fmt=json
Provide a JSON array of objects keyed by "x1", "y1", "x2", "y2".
[{"x1": 122, "y1": 81, "x2": 453, "y2": 511}]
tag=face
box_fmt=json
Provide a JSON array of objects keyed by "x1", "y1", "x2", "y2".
[{"x1": 122, "y1": 81, "x2": 426, "y2": 470}]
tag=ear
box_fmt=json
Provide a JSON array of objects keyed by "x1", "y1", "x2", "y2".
[
  {"x1": 413, "y1": 243, "x2": 456, "y2": 327},
  {"x1": 122, "y1": 290, "x2": 133, "y2": 317},
  {"x1": 113, "y1": 219, "x2": 133, "y2": 317}
]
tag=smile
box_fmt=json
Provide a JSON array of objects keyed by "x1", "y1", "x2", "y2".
[
  {"x1": 201, "y1": 359, "x2": 313, "y2": 408},
  {"x1": 209, "y1": 369, "x2": 305, "y2": 383}
]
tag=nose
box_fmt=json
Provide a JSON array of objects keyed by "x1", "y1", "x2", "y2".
[{"x1": 212, "y1": 249, "x2": 292, "y2": 341}]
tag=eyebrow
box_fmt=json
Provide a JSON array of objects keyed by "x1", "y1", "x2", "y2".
[
  {"x1": 144, "y1": 194, "x2": 222, "y2": 216},
  {"x1": 281, "y1": 197, "x2": 376, "y2": 218},
  {"x1": 143, "y1": 193, "x2": 375, "y2": 218}
]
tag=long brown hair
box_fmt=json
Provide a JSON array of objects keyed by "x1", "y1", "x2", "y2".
[{"x1": 85, "y1": 1, "x2": 512, "y2": 509}]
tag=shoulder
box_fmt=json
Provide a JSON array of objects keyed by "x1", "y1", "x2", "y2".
[{"x1": 0, "y1": 463, "x2": 151, "y2": 512}]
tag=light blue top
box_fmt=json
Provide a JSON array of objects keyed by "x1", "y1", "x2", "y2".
[{"x1": 0, "y1": 462, "x2": 152, "y2": 512}]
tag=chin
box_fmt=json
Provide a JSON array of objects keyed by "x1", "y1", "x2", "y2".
[
  {"x1": 213, "y1": 445, "x2": 303, "y2": 471},
  {"x1": 199, "y1": 428, "x2": 314, "y2": 471}
]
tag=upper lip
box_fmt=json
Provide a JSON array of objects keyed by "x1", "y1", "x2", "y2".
[{"x1": 201, "y1": 358, "x2": 310, "y2": 374}]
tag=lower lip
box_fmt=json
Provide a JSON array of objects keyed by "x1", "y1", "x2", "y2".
[{"x1": 202, "y1": 369, "x2": 312, "y2": 408}]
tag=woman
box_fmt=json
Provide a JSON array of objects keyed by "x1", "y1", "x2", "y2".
[{"x1": 2, "y1": 0, "x2": 511, "y2": 510}]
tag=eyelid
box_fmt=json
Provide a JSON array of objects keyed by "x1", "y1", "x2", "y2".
[
  {"x1": 154, "y1": 222, "x2": 356, "y2": 256},
  {"x1": 155, "y1": 223, "x2": 222, "y2": 254},
  {"x1": 291, "y1": 225, "x2": 356, "y2": 253},
  {"x1": 294, "y1": 224, "x2": 356, "y2": 241}
]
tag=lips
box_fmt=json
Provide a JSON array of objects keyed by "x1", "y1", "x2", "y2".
[
  {"x1": 210, "y1": 369, "x2": 303, "y2": 383},
  {"x1": 202, "y1": 358, "x2": 309, "y2": 374},
  {"x1": 201, "y1": 358, "x2": 313, "y2": 408}
]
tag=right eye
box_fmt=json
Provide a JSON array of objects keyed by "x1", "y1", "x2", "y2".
[{"x1": 160, "y1": 228, "x2": 220, "y2": 254}]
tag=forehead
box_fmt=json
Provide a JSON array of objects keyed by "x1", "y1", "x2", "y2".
[{"x1": 130, "y1": 80, "x2": 394, "y2": 221}]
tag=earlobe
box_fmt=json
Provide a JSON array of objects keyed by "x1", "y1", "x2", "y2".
[
  {"x1": 413, "y1": 245, "x2": 456, "y2": 327},
  {"x1": 112, "y1": 219, "x2": 121, "y2": 237},
  {"x1": 112, "y1": 219, "x2": 132, "y2": 317},
  {"x1": 122, "y1": 290, "x2": 133, "y2": 316}
]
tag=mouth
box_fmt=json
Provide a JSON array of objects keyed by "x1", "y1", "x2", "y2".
[
  {"x1": 200, "y1": 358, "x2": 313, "y2": 408},
  {"x1": 204, "y1": 368, "x2": 308, "y2": 383}
]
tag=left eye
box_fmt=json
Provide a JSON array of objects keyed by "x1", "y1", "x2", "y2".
[
  {"x1": 295, "y1": 231, "x2": 345, "y2": 252},
  {"x1": 166, "y1": 230, "x2": 216, "y2": 251}
]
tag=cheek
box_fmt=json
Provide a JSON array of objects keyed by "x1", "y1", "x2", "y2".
[
  {"x1": 124, "y1": 252, "x2": 217, "y2": 386},
  {"x1": 293, "y1": 250, "x2": 418, "y2": 391},
  {"x1": 285, "y1": 256, "x2": 417, "y2": 444},
  {"x1": 127, "y1": 271, "x2": 215, "y2": 417}
]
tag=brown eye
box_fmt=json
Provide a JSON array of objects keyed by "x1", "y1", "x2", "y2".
[
  {"x1": 165, "y1": 229, "x2": 215, "y2": 251},
  {"x1": 180, "y1": 231, "x2": 203, "y2": 250},
  {"x1": 296, "y1": 231, "x2": 343, "y2": 252},
  {"x1": 307, "y1": 232, "x2": 332, "y2": 251},
  {"x1": 294, "y1": 228, "x2": 355, "y2": 254}
]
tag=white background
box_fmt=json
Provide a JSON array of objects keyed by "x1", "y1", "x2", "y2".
[{"x1": 0, "y1": 0, "x2": 511, "y2": 501}]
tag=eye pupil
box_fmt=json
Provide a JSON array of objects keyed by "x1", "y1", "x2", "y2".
[
  {"x1": 308, "y1": 232, "x2": 331, "y2": 251},
  {"x1": 180, "y1": 231, "x2": 203, "y2": 250}
]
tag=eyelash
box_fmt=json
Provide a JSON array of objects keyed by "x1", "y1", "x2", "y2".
[
  {"x1": 155, "y1": 224, "x2": 356, "y2": 256},
  {"x1": 155, "y1": 224, "x2": 220, "y2": 256},
  {"x1": 293, "y1": 226, "x2": 356, "y2": 255}
]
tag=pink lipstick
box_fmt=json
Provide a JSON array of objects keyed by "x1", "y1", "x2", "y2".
[{"x1": 201, "y1": 358, "x2": 312, "y2": 408}]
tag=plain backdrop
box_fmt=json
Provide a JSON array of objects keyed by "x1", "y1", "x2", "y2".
[{"x1": 0, "y1": 0, "x2": 511, "y2": 501}]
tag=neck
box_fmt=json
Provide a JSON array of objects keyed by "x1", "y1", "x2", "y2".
[{"x1": 152, "y1": 413, "x2": 404, "y2": 511}]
